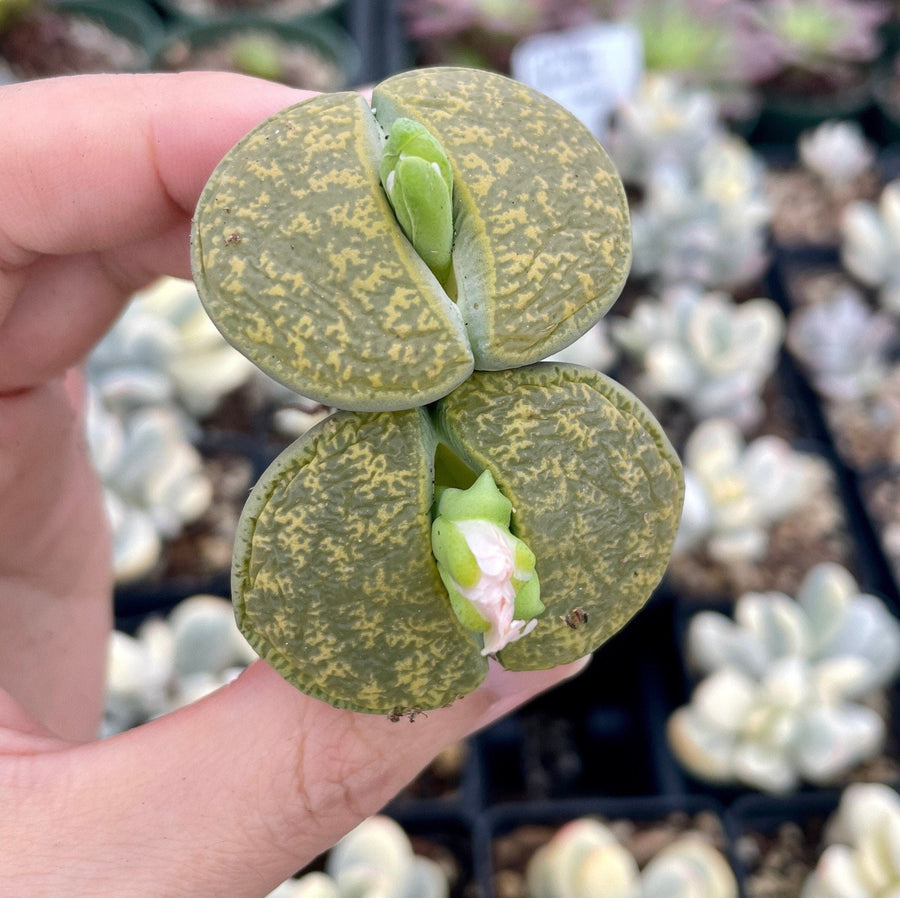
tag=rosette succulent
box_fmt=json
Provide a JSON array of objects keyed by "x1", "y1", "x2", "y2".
[
  {"x1": 104, "y1": 595, "x2": 257, "y2": 736},
  {"x1": 627, "y1": 134, "x2": 771, "y2": 290},
  {"x1": 786, "y1": 287, "x2": 895, "y2": 403},
  {"x1": 802, "y1": 784, "x2": 900, "y2": 898},
  {"x1": 674, "y1": 418, "x2": 828, "y2": 564},
  {"x1": 269, "y1": 815, "x2": 448, "y2": 898},
  {"x1": 841, "y1": 181, "x2": 900, "y2": 315},
  {"x1": 798, "y1": 120, "x2": 875, "y2": 191},
  {"x1": 526, "y1": 817, "x2": 738, "y2": 898},
  {"x1": 191, "y1": 67, "x2": 683, "y2": 715},
  {"x1": 610, "y1": 284, "x2": 785, "y2": 429},
  {"x1": 668, "y1": 564, "x2": 900, "y2": 793}
]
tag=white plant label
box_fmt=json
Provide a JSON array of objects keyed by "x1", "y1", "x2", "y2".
[{"x1": 511, "y1": 22, "x2": 644, "y2": 141}]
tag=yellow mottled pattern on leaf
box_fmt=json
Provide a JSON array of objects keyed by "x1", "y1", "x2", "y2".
[
  {"x1": 372, "y1": 68, "x2": 632, "y2": 369},
  {"x1": 192, "y1": 91, "x2": 473, "y2": 412},
  {"x1": 436, "y1": 364, "x2": 684, "y2": 669},
  {"x1": 233, "y1": 408, "x2": 487, "y2": 713}
]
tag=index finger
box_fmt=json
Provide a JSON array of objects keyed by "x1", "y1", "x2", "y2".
[{"x1": 0, "y1": 72, "x2": 314, "y2": 389}]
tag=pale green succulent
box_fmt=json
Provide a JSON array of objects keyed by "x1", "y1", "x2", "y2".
[
  {"x1": 611, "y1": 284, "x2": 785, "y2": 430},
  {"x1": 193, "y1": 67, "x2": 683, "y2": 714},
  {"x1": 802, "y1": 784, "x2": 900, "y2": 898},
  {"x1": 271, "y1": 816, "x2": 448, "y2": 898},
  {"x1": 628, "y1": 134, "x2": 771, "y2": 290},
  {"x1": 841, "y1": 181, "x2": 900, "y2": 315},
  {"x1": 379, "y1": 117, "x2": 454, "y2": 284},
  {"x1": 607, "y1": 74, "x2": 724, "y2": 187},
  {"x1": 526, "y1": 817, "x2": 737, "y2": 898},
  {"x1": 103, "y1": 595, "x2": 256, "y2": 736},
  {"x1": 674, "y1": 418, "x2": 828, "y2": 564},
  {"x1": 85, "y1": 391, "x2": 213, "y2": 583},
  {"x1": 798, "y1": 120, "x2": 875, "y2": 191},
  {"x1": 786, "y1": 287, "x2": 895, "y2": 403},
  {"x1": 84, "y1": 276, "x2": 258, "y2": 581},
  {"x1": 668, "y1": 564, "x2": 900, "y2": 793}
]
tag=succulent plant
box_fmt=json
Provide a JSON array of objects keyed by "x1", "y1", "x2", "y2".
[
  {"x1": 668, "y1": 564, "x2": 900, "y2": 793},
  {"x1": 753, "y1": 0, "x2": 889, "y2": 77},
  {"x1": 626, "y1": 133, "x2": 772, "y2": 290},
  {"x1": 272, "y1": 815, "x2": 449, "y2": 898},
  {"x1": 612, "y1": 0, "x2": 781, "y2": 90},
  {"x1": 606, "y1": 75, "x2": 723, "y2": 188},
  {"x1": 399, "y1": 0, "x2": 595, "y2": 71},
  {"x1": 192, "y1": 67, "x2": 683, "y2": 714},
  {"x1": 802, "y1": 783, "x2": 900, "y2": 897},
  {"x1": 544, "y1": 319, "x2": 617, "y2": 371},
  {"x1": 525, "y1": 817, "x2": 738, "y2": 898},
  {"x1": 674, "y1": 418, "x2": 829, "y2": 564},
  {"x1": 610, "y1": 284, "x2": 785, "y2": 429},
  {"x1": 193, "y1": 67, "x2": 632, "y2": 413},
  {"x1": 85, "y1": 391, "x2": 213, "y2": 582},
  {"x1": 88, "y1": 275, "x2": 257, "y2": 419},
  {"x1": 786, "y1": 286, "x2": 896, "y2": 403},
  {"x1": 85, "y1": 276, "x2": 258, "y2": 581},
  {"x1": 104, "y1": 595, "x2": 256, "y2": 736},
  {"x1": 797, "y1": 120, "x2": 875, "y2": 191},
  {"x1": 841, "y1": 181, "x2": 900, "y2": 316}
]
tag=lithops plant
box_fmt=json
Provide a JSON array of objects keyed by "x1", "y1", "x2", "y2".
[
  {"x1": 674, "y1": 418, "x2": 828, "y2": 564},
  {"x1": 192, "y1": 66, "x2": 683, "y2": 716},
  {"x1": 841, "y1": 181, "x2": 900, "y2": 315},
  {"x1": 272, "y1": 815, "x2": 449, "y2": 898},
  {"x1": 525, "y1": 817, "x2": 738, "y2": 898},
  {"x1": 233, "y1": 364, "x2": 682, "y2": 713},
  {"x1": 668, "y1": 564, "x2": 900, "y2": 793},
  {"x1": 610, "y1": 284, "x2": 785, "y2": 430},
  {"x1": 192, "y1": 66, "x2": 632, "y2": 413},
  {"x1": 802, "y1": 783, "x2": 900, "y2": 898}
]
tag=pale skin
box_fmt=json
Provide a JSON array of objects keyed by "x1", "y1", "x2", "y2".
[{"x1": 0, "y1": 73, "x2": 588, "y2": 896}]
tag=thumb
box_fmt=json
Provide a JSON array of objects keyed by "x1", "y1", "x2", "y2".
[{"x1": 9, "y1": 657, "x2": 588, "y2": 897}]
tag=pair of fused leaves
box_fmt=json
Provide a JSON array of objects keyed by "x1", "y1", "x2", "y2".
[
  {"x1": 235, "y1": 365, "x2": 683, "y2": 713},
  {"x1": 192, "y1": 66, "x2": 632, "y2": 412},
  {"x1": 192, "y1": 67, "x2": 682, "y2": 713}
]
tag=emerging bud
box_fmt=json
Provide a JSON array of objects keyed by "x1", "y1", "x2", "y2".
[
  {"x1": 431, "y1": 469, "x2": 543, "y2": 655},
  {"x1": 379, "y1": 117, "x2": 454, "y2": 284}
]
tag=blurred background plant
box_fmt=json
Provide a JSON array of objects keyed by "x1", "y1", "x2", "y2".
[
  {"x1": 672, "y1": 419, "x2": 828, "y2": 565},
  {"x1": 668, "y1": 563, "x2": 900, "y2": 793},
  {"x1": 800, "y1": 783, "x2": 900, "y2": 897},
  {"x1": 268, "y1": 815, "x2": 450, "y2": 898},
  {"x1": 610, "y1": 285, "x2": 784, "y2": 431},
  {"x1": 525, "y1": 816, "x2": 738, "y2": 898},
  {"x1": 85, "y1": 277, "x2": 257, "y2": 582}
]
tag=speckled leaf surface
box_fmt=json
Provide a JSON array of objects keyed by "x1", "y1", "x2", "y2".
[
  {"x1": 192, "y1": 91, "x2": 474, "y2": 412},
  {"x1": 192, "y1": 68, "x2": 631, "y2": 412},
  {"x1": 435, "y1": 364, "x2": 684, "y2": 670},
  {"x1": 234, "y1": 364, "x2": 682, "y2": 712},
  {"x1": 372, "y1": 68, "x2": 632, "y2": 370},
  {"x1": 233, "y1": 407, "x2": 487, "y2": 713}
]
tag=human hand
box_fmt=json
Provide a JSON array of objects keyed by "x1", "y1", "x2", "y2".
[{"x1": 0, "y1": 73, "x2": 587, "y2": 896}]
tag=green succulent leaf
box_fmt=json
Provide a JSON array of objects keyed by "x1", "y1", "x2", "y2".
[
  {"x1": 191, "y1": 67, "x2": 630, "y2": 413},
  {"x1": 233, "y1": 364, "x2": 683, "y2": 713},
  {"x1": 380, "y1": 117, "x2": 454, "y2": 283}
]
